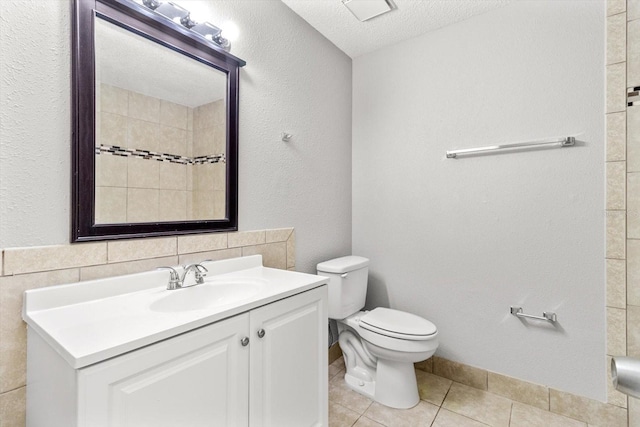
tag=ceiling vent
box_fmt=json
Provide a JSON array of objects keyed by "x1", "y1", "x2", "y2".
[{"x1": 342, "y1": 0, "x2": 394, "y2": 22}]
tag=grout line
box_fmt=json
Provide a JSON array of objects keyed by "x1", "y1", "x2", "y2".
[
  {"x1": 0, "y1": 385, "x2": 26, "y2": 395},
  {"x1": 429, "y1": 406, "x2": 443, "y2": 427},
  {"x1": 507, "y1": 401, "x2": 513, "y2": 426}
]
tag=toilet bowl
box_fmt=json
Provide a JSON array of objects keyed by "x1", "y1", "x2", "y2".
[{"x1": 317, "y1": 256, "x2": 439, "y2": 409}]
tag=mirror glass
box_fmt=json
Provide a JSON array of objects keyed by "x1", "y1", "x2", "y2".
[{"x1": 94, "y1": 17, "x2": 228, "y2": 224}]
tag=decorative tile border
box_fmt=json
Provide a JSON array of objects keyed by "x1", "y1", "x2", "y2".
[
  {"x1": 95, "y1": 144, "x2": 225, "y2": 165},
  {"x1": 630, "y1": 86, "x2": 639, "y2": 106}
]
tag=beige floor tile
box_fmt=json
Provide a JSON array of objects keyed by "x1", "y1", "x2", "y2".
[
  {"x1": 488, "y1": 371, "x2": 549, "y2": 410},
  {"x1": 329, "y1": 401, "x2": 360, "y2": 427},
  {"x1": 432, "y1": 408, "x2": 490, "y2": 427},
  {"x1": 330, "y1": 357, "x2": 346, "y2": 380},
  {"x1": 442, "y1": 382, "x2": 512, "y2": 427},
  {"x1": 353, "y1": 416, "x2": 385, "y2": 427},
  {"x1": 364, "y1": 401, "x2": 438, "y2": 427},
  {"x1": 510, "y1": 402, "x2": 586, "y2": 427},
  {"x1": 329, "y1": 374, "x2": 373, "y2": 414},
  {"x1": 0, "y1": 387, "x2": 26, "y2": 427},
  {"x1": 550, "y1": 388, "x2": 627, "y2": 426},
  {"x1": 416, "y1": 369, "x2": 452, "y2": 406}
]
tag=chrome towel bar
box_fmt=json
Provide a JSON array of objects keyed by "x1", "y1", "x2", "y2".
[
  {"x1": 446, "y1": 136, "x2": 575, "y2": 159},
  {"x1": 510, "y1": 306, "x2": 557, "y2": 322}
]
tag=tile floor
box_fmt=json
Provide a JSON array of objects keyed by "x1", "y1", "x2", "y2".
[{"x1": 328, "y1": 357, "x2": 589, "y2": 427}]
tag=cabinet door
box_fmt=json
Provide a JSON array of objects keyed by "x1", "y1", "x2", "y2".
[
  {"x1": 249, "y1": 286, "x2": 328, "y2": 427},
  {"x1": 78, "y1": 313, "x2": 250, "y2": 427}
]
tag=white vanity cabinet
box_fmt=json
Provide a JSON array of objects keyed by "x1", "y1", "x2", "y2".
[
  {"x1": 79, "y1": 313, "x2": 250, "y2": 427},
  {"x1": 249, "y1": 286, "x2": 327, "y2": 426},
  {"x1": 26, "y1": 285, "x2": 327, "y2": 427}
]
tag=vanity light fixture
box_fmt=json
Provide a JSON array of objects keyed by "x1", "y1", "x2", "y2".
[
  {"x1": 191, "y1": 22, "x2": 221, "y2": 39},
  {"x1": 342, "y1": 0, "x2": 394, "y2": 22},
  {"x1": 141, "y1": 0, "x2": 160, "y2": 10},
  {"x1": 155, "y1": 1, "x2": 190, "y2": 25},
  {"x1": 139, "y1": 0, "x2": 233, "y2": 51},
  {"x1": 191, "y1": 22, "x2": 231, "y2": 51}
]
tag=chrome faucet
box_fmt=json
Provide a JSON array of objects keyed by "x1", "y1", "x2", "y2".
[
  {"x1": 157, "y1": 263, "x2": 208, "y2": 290},
  {"x1": 157, "y1": 266, "x2": 181, "y2": 290},
  {"x1": 181, "y1": 263, "x2": 208, "y2": 287}
]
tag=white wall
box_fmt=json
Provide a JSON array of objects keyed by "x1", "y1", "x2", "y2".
[
  {"x1": 352, "y1": 1, "x2": 605, "y2": 400},
  {"x1": 0, "y1": 0, "x2": 352, "y2": 274}
]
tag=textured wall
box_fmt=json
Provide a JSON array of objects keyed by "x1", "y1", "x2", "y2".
[
  {"x1": 352, "y1": 1, "x2": 605, "y2": 400},
  {"x1": 0, "y1": 0, "x2": 352, "y2": 274},
  {"x1": 0, "y1": 1, "x2": 71, "y2": 248}
]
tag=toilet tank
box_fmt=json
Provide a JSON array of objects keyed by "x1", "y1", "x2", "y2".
[{"x1": 317, "y1": 256, "x2": 370, "y2": 319}]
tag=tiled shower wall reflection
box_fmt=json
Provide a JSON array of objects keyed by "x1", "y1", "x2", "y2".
[
  {"x1": 95, "y1": 83, "x2": 226, "y2": 223},
  {"x1": 0, "y1": 228, "x2": 295, "y2": 425},
  {"x1": 607, "y1": 0, "x2": 640, "y2": 424}
]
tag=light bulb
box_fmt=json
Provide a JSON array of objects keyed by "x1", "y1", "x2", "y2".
[{"x1": 220, "y1": 21, "x2": 239, "y2": 43}]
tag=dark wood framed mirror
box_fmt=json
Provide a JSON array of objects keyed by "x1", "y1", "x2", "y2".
[{"x1": 72, "y1": 0, "x2": 245, "y2": 242}]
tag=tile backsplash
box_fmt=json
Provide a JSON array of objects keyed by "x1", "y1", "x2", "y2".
[{"x1": 0, "y1": 228, "x2": 295, "y2": 426}]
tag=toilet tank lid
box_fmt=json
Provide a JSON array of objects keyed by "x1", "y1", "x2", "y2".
[{"x1": 317, "y1": 256, "x2": 370, "y2": 274}]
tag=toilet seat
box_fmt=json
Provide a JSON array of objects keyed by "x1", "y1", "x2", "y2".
[{"x1": 360, "y1": 308, "x2": 437, "y2": 340}]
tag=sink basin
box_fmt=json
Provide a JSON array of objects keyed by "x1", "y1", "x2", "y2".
[{"x1": 149, "y1": 278, "x2": 267, "y2": 312}]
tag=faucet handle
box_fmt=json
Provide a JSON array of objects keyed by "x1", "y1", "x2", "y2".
[
  {"x1": 194, "y1": 264, "x2": 208, "y2": 284},
  {"x1": 181, "y1": 263, "x2": 209, "y2": 286},
  {"x1": 157, "y1": 266, "x2": 181, "y2": 290}
]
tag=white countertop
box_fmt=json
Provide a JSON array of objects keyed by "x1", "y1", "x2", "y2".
[{"x1": 23, "y1": 256, "x2": 328, "y2": 369}]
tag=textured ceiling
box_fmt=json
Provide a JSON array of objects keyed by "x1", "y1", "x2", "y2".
[{"x1": 280, "y1": 0, "x2": 512, "y2": 58}]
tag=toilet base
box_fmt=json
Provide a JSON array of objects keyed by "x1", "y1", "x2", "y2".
[
  {"x1": 342, "y1": 359, "x2": 420, "y2": 409},
  {"x1": 375, "y1": 358, "x2": 420, "y2": 409},
  {"x1": 337, "y1": 313, "x2": 433, "y2": 409},
  {"x1": 343, "y1": 372, "x2": 376, "y2": 400}
]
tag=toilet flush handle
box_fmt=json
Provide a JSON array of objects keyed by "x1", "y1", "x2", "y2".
[{"x1": 341, "y1": 273, "x2": 348, "y2": 278}]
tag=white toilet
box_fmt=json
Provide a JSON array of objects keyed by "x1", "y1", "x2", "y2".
[{"x1": 318, "y1": 255, "x2": 439, "y2": 409}]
